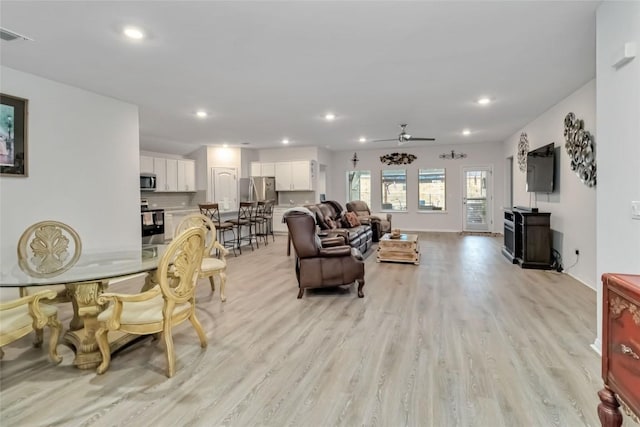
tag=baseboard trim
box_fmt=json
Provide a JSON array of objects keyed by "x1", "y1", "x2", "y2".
[{"x1": 566, "y1": 272, "x2": 596, "y2": 291}]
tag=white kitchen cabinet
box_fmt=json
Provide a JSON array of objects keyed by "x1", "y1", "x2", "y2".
[
  {"x1": 154, "y1": 158, "x2": 178, "y2": 192},
  {"x1": 177, "y1": 159, "x2": 196, "y2": 191},
  {"x1": 153, "y1": 158, "x2": 168, "y2": 191},
  {"x1": 272, "y1": 207, "x2": 289, "y2": 233},
  {"x1": 275, "y1": 160, "x2": 316, "y2": 191},
  {"x1": 250, "y1": 162, "x2": 261, "y2": 177},
  {"x1": 164, "y1": 209, "x2": 199, "y2": 240},
  {"x1": 147, "y1": 156, "x2": 195, "y2": 192},
  {"x1": 140, "y1": 156, "x2": 154, "y2": 174},
  {"x1": 261, "y1": 162, "x2": 276, "y2": 176},
  {"x1": 251, "y1": 161, "x2": 276, "y2": 177}
]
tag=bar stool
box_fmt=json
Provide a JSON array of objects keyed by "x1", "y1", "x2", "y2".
[
  {"x1": 228, "y1": 201, "x2": 257, "y2": 254},
  {"x1": 254, "y1": 201, "x2": 270, "y2": 246},
  {"x1": 260, "y1": 200, "x2": 275, "y2": 244},
  {"x1": 199, "y1": 203, "x2": 237, "y2": 256}
]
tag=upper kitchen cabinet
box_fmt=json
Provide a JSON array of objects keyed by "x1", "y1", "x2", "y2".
[
  {"x1": 250, "y1": 161, "x2": 276, "y2": 177},
  {"x1": 154, "y1": 157, "x2": 178, "y2": 191},
  {"x1": 144, "y1": 156, "x2": 195, "y2": 192},
  {"x1": 177, "y1": 159, "x2": 196, "y2": 192},
  {"x1": 140, "y1": 156, "x2": 154, "y2": 174},
  {"x1": 275, "y1": 160, "x2": 316, "y2": 191}
]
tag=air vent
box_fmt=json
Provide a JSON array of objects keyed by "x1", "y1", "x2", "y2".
[{"x1": 0, "y1": 27, "x2": 33, "y2": 42}]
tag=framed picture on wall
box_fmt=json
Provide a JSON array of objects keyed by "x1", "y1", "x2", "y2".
[{"x1": 0, "y1": 93, "x2": 28, "y2": 177}]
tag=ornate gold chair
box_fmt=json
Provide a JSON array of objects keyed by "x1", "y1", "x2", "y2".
[
  {"x1": 176, "y1": 213, "x2": 229, "y2": 301},
  {"x1": 0, "y1": 289, "x2": 63, "y2": 363},
  {"x1": 17, "y1": 220, "x2": 82, "y2": 299},
  {"x1": 17, "y1": 220, "x2": 84, "y2": 330},
  {"x1": 95, "y1": 226, "x2": 207, "y2": 378}
]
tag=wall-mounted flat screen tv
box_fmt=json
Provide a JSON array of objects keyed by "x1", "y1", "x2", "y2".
[{"x1": 526, "y1": 142, "x2": 555, "y2": 193}]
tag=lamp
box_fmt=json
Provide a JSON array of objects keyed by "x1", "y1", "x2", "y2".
[
  {"x1": 439, "y1": 150, "x2": 467, "y2": 160},
  {"x1": 351, "y1": 152, "x2": 359, "y2": 168}
]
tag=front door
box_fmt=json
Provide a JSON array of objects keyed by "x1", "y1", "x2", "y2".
[{"x1": 462, "y1": 166, "x2": 492, "y2": 232}]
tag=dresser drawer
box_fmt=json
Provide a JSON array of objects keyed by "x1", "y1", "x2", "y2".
[{"x1": 606, "y1": 288, "x2": 640, "y2": 418}]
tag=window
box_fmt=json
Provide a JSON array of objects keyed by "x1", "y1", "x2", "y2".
[
  {"x1": 347, "y1": 170, "x2": 371, "y2": 206},
  {"x1": 381, "y1": 169, "x2": 407, "y2": 211},
  {"x1": 418, "y1": 168, "x2": 446, "y2": 211}
]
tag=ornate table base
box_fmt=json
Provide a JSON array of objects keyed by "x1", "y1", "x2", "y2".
[{"x1": 62, "y1": 272, "x2": 158, "y2": 370}]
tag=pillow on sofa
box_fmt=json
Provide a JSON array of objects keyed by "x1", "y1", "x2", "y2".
[
  {"x1": 325, "y1": 217, "x2": 338, "y2": 229},
  {"x1": 344, "y1": 211, "x2": 361, "y2": 227}
]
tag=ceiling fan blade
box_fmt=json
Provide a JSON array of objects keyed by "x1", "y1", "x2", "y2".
[
  {"x1": 369, "y1": 138, "x2": 399, "y2": 143},
  {"x1": 407, "y1": 137, "x2": 436, "y2": 141}
]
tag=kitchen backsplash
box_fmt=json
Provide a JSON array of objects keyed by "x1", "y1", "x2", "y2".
[
  {"x1": 142, "y1": 190, "x2": 318, "y2": 209},
  {"x1": 142, "y1": 192, "x2": 200, "y2": 208},
  {"x1": 277, "y1": 191, "x2": 316, "y2": 206}
]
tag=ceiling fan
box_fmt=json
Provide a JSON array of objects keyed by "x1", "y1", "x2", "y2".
[{"x1": 371, "y1": 124, "x2": 436, "y2": 145}]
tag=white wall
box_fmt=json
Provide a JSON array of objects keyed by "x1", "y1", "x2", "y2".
[
  {"x1": 594, "y1": 1, "x2": 640, "y2": 352},
  {"x1": 257, "y1": 146, "x2": 320, "y2": 163},
  {"x1": 0, "y1": 67, "x2": 140, "y2": 258},
  {"x1": 503, "y1": 80, "x2": 597, "y2": 289},
  {"x1": 328, "y1": 142, "x2": 505, "y2": 233}
]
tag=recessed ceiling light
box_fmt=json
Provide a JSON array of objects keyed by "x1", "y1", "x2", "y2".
[
  {"x1": 359, "y1": 137, "x2": 367, "y2": 143},
  {"x1": 324, "y1": 113, "x2": 336, "y2": 121},
  {"x1": 222, "y1": 143, "x2": 228, "y2": 148},
  {"x1": 462, "y1": 129, "x2": 471, "y2": 136},
  {"x1": 195, "y1": 110, "x2": 208, "y2": 118},
  {"x1": 477, "y1": 97, "x2": 492, "y2": 105},
  {"x1": 123, "y1": 26, "x2": 145, "y2": 40},
  {"x1": 282, "y1": 138, "x2": 289, "y2": 144}
]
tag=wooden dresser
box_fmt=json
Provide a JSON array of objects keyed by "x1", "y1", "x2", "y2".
[{"x1": 598, "y1": 273, "x2": 640, "y2": 427}]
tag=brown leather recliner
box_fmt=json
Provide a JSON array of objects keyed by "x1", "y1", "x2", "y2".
[
  {"x1": 284, "y1": 209, "x2": 365, "y2": 299},
  {"x1": 346, "y1": 200, "x2": 392, "y2": 242}
]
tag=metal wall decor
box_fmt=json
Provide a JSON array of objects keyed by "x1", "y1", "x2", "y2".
[
  {"x1": 439, "y1": 150, "x2": 467, "y2": 160},
  {"x1": 351, "y1": 152, "x2": 359, "y2": 168},
  {"x1": 563, "y1": 112, "x2": 596, "y2": 187},
  {"x1": 380, "y1": 152, "x2": 417, "y2": 165},
  {"x1": 517, "y1": 132, "x2": 529, "y2": 172}
]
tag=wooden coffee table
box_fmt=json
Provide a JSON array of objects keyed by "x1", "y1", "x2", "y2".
[{"x1": 377, "y1": 233, "x2": 420, "y2": 265}]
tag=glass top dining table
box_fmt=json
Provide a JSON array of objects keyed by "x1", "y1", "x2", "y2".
[
  {"x1": 0, "y1": 244, "x2": 168, "y2": 287},
  {"x1": 0, "y1": 243, "x2": 169, "y2": 370}
]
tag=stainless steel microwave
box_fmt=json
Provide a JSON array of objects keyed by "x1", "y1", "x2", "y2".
[{"x1": 140, "y1": 173, "x2": 157, "y2": 191}]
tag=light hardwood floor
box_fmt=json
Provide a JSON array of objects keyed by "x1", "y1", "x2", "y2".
[{"x1": 0, "y1": 232, "x2": 608, "y2": 426}]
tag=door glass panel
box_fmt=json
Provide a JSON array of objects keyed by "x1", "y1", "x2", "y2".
[{"x1": 463, "y1": 168, "x2": 490, "y2": 231}]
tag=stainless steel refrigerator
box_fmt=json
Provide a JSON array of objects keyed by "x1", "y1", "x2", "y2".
[{"x1": 250, "y1": 176, "x2": 276, "y2": 201}]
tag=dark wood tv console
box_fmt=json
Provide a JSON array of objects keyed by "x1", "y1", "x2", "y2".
[{"x1": 501, "y1": 207, "x2": 552, "y2": 269}]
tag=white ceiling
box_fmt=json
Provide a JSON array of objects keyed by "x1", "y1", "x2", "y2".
[{"x1": 0, "y1": 1, "x2": 598, "y2": 155}]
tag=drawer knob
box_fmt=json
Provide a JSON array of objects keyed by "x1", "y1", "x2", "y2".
[{"x1": 621, "y1": 343, "x2": 640, "y2": 360}]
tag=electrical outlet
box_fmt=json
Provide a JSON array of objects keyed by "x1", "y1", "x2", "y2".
[{"x1": 575, "y1": 249, "x2": 580, "y2": 256}]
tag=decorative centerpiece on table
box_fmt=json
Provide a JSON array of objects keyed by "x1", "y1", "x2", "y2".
[{"x1": 390, "y1": 229, "x2": 401, "y2": 239}]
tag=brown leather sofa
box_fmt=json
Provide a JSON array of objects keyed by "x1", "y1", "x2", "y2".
[
  {"x1": 345, "y1": 200, "x2": 392, "y2": 242},
  {"x1": 284, "y1": 209, "x2": 365, "y2": 298},
  {"x1": 305, "y1": 200, "x2": 373, "y2": 254}
]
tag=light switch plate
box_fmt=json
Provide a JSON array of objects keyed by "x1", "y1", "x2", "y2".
[{"x1": 632, "y1": 201, "x2": 640, "y2": 220}]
